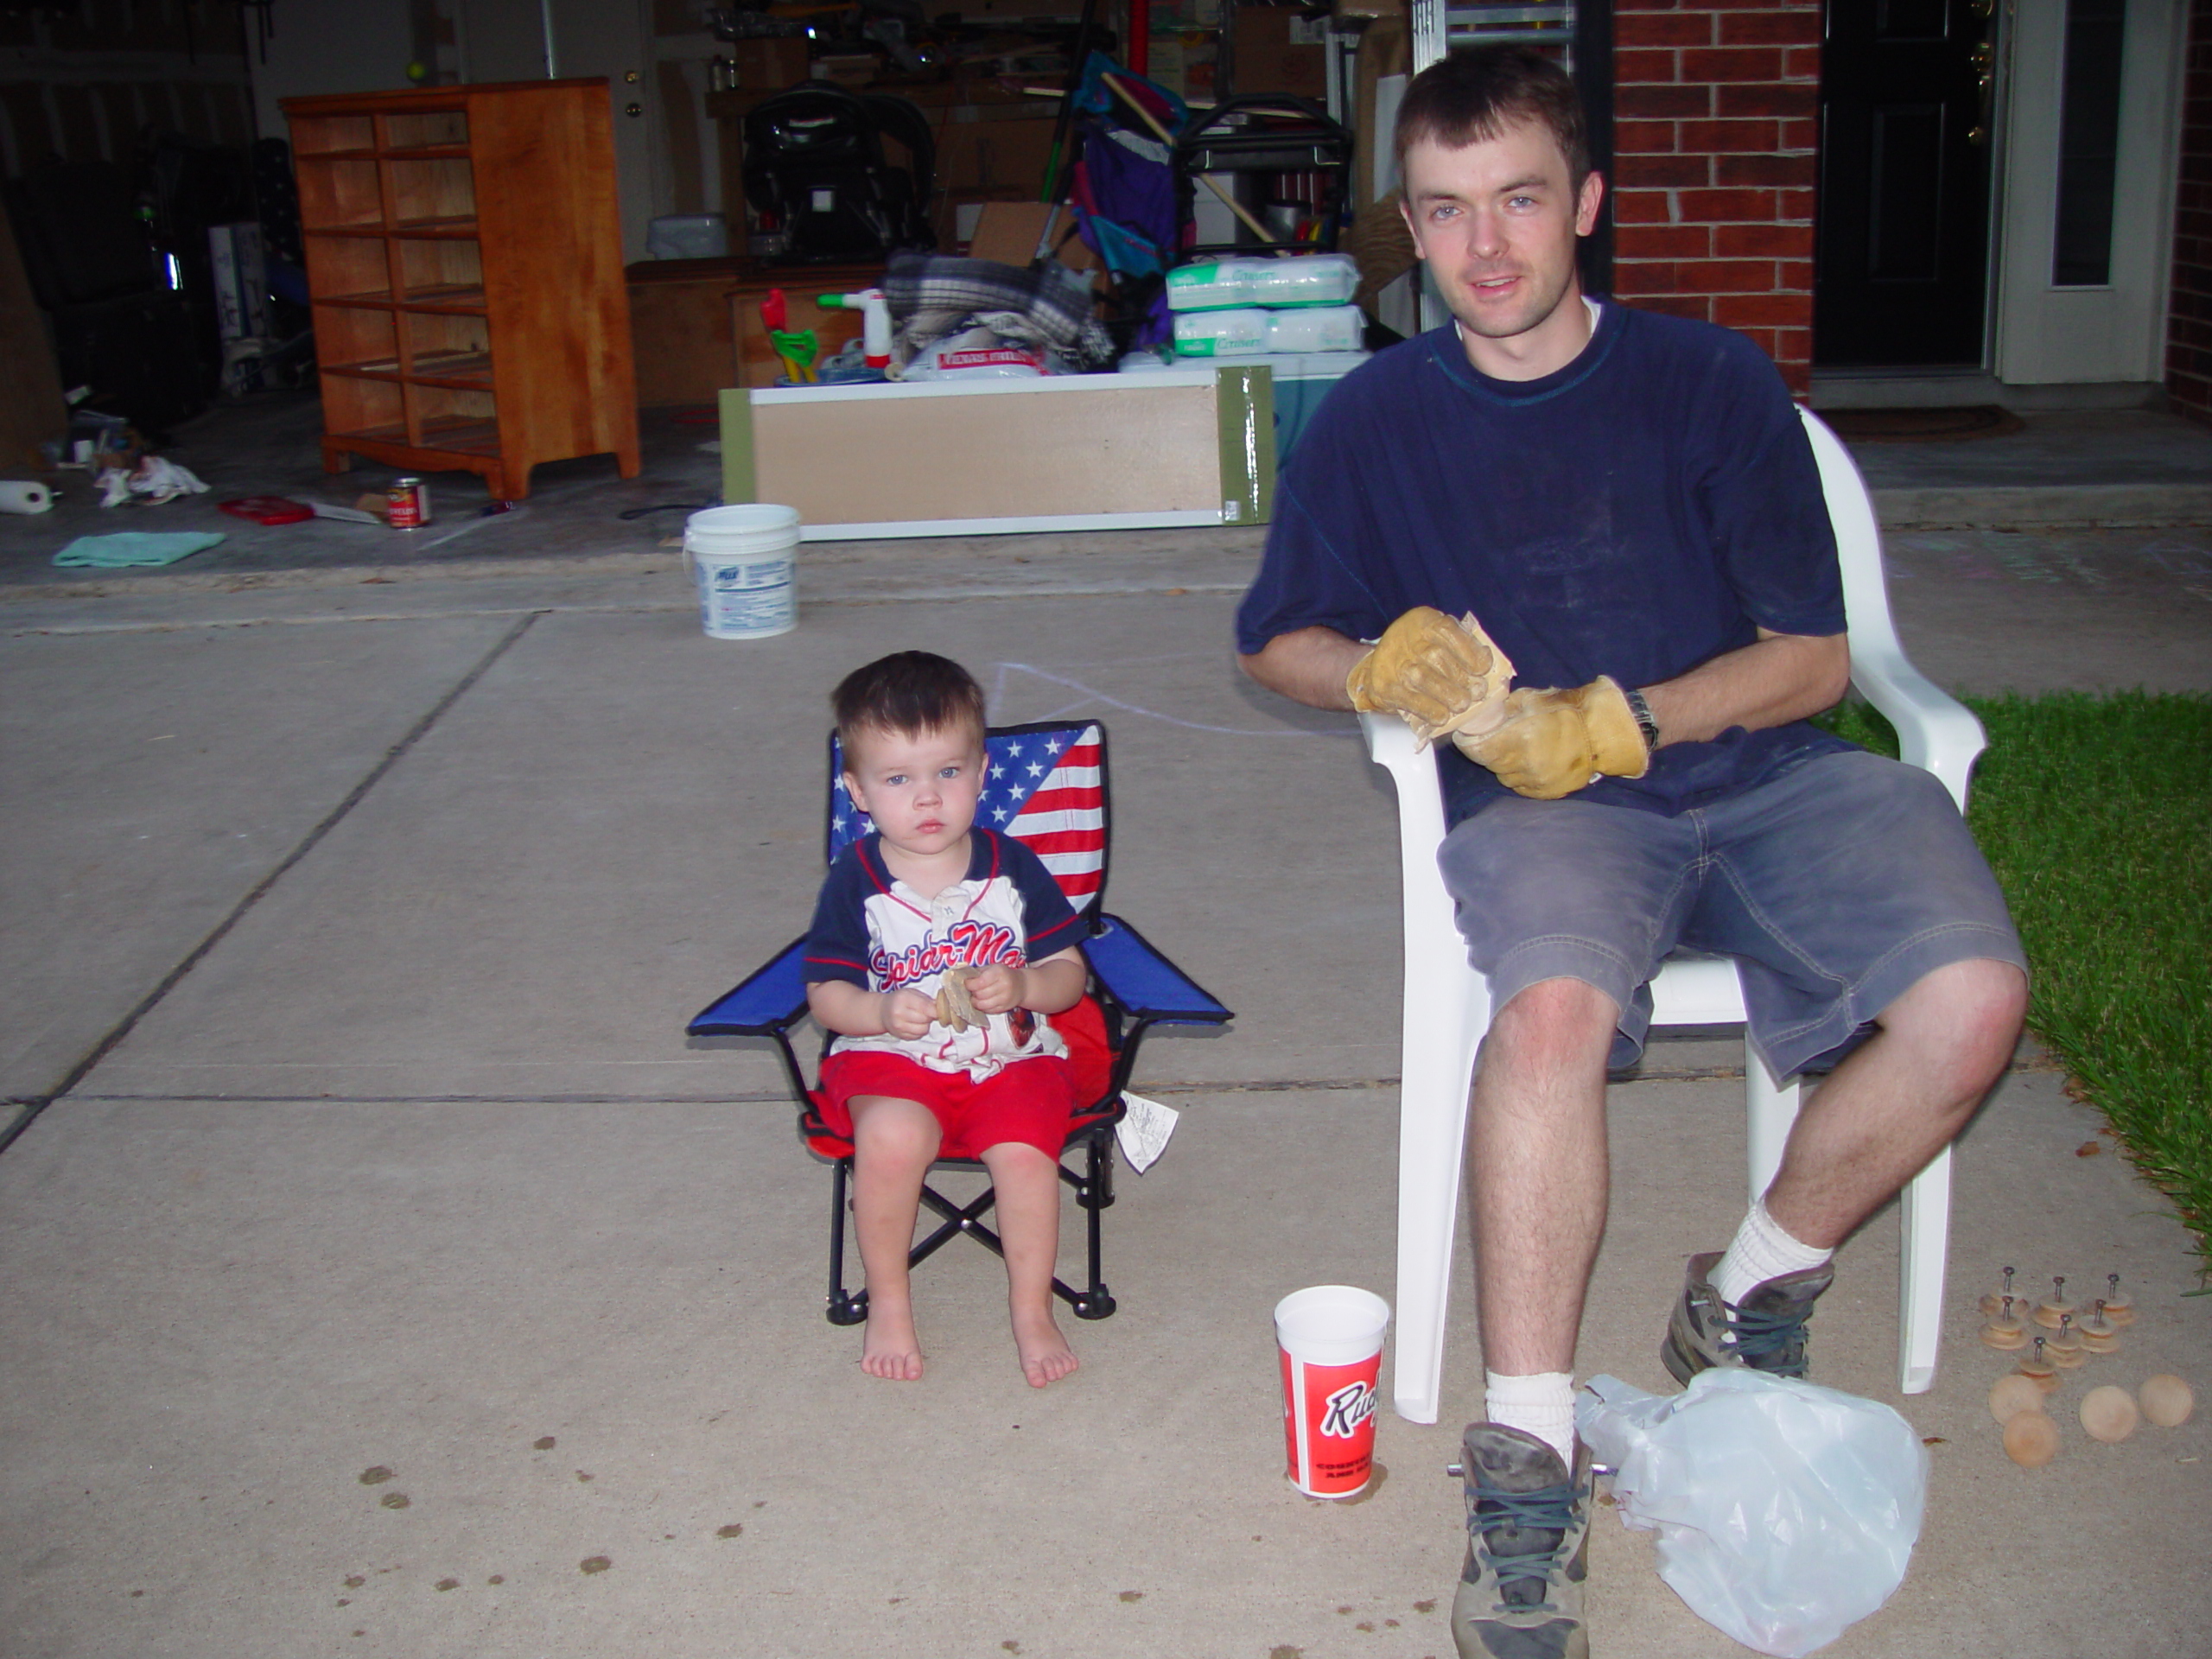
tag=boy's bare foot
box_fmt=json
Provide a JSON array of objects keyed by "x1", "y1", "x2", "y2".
[
  {"x1": 1014, "y1": 1308, "x2": 1079, "y2": 1388},
  {"x1": 861, "y1": 1302, "x2": 924, "y2": 1381}
]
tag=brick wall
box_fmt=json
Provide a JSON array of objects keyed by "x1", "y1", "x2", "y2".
[
  {"x1": 1606, "y1": 0, "x2": 1822, "y2": 398},
  {"x1": 2169, "y1": 0, "x2": 2212, "y2": 424}
]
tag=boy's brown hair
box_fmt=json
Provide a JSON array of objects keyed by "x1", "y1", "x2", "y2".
[
  {"x1": 832, "y1": 651, "x2": 988, "y2": 752},
  {"x1": 1394, "y1": 43, "x2": 1590, "y2": 187}
]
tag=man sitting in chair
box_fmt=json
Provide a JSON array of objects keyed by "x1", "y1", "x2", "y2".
[{"x1": 1234, "y1": 44, "x2": 2027, "y2": 1659}]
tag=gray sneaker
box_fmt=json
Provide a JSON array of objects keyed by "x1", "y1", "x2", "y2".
[
  {"x1": 1450, "y1": 1423, "x2": 1590, "y2": 1659},
  {"x1": 1661, "y1": 1249, "x2": 1834, "y2": 1385}
]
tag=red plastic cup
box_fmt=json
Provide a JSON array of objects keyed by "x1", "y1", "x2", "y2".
[{"x1": 1276, "y1": 1285, "x2": 1390, "y2": 1498}]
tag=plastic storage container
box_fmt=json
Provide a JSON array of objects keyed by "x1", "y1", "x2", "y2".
[
  {"x1": 1173, "y1": 304, "x2": 1365, "y2": 357},
  {"x1": 646, "y1": 213, "x2": 730, "y2": 259},
  {"x1": 1167, "y1": 252, "x2": 1359, "y2": 311},
  {"x1": 1254, "y1": 351, "x2": 1370, "y2": 457}
]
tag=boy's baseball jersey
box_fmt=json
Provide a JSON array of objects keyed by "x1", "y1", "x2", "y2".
[{"x1": 804, "y1": 828, "x2": 1085, "y2": 1080}]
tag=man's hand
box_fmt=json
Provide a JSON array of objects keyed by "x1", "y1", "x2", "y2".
[
  {"x1": 1345, "y1": 607, "x2": 1506, "y2": 746},
  {"x1": 1452, "y1": 677, "x2": 1649, "y2": 799}
]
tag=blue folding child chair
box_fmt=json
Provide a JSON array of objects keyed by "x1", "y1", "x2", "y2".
[{"x1": 688, "y1": 720, "x2": 1232, "y2": 1325}]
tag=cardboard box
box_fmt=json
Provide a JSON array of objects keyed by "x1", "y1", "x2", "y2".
[
  {"x1": 207, "y1": 222, "x2": 269, "y2": 341},
  {"x1": 733, "y1": 37, "x2": 810, "y2": 92},
  {"x1": 938, "y1": 186, "x2": 1032, "y2": 255},
  {"x1": 810, "y1": 54, "x2": 879, "y2": 89},
  {"x1": 964, "y1": 201, "x2": 1097, "y2": 271},
  {"x1": 931, "y1": 109, "x2": 1060, "y2": 197},
  {"x1": 1233, "y1": 6, "x2": 1328, "y2": 99},
  {"x1": 1147, "y1": 35, "x2": 1220, "y2": 101}
]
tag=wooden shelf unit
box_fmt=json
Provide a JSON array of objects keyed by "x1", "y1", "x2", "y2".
[{"x1": 283, "y1": 79, "x2": 640, "y2": 502}]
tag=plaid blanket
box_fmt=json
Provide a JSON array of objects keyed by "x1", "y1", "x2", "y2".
[{"x1": 883, "y1": 251, "x2": 1116, "y2": 370}]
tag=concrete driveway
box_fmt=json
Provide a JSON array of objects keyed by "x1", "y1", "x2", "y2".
[{"x1": 2, "y1": 532, "x2": 2208, "y2": 1657}]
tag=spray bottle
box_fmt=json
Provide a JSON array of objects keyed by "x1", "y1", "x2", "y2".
[{"x1": 817, "y1": 288, "x2": 892, "y2": 369}]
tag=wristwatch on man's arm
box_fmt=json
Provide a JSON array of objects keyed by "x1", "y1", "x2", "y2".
[{"x1": 1621, "y1": 686, "x2": 1660, "y2": 754}]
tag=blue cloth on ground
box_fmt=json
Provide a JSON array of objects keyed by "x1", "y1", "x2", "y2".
[{"x1": 54, "y1": 531, "x2": 226, "y2": 568}]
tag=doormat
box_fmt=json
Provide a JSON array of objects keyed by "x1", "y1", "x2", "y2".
[{"x1": 1821, "y1": 405, "x2": 2025, "y2": 442}]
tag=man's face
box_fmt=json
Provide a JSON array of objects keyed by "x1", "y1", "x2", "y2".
[{"x1": 1400, "y1": 120, "x2": 1604, "y2": 376}]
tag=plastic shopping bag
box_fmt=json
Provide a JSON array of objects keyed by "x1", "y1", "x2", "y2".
[{"x1": 1574, "y1": 1370, "x2": 1929, "y2": 1657}]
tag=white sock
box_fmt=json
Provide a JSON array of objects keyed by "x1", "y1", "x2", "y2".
[
  {"x1": 1484, "y1": 1370, "x2": 1576, "y2": 1469},
  {"x1": 1713, "y1": 1196, "x2": 1834, "y2": 1306}
]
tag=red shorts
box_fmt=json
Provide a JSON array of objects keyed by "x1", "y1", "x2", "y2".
[{"x1": 815, "y1": 1049, "x2": 1078, "y2": 1160}]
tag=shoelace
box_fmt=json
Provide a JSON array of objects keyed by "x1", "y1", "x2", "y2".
[
  {"x1": 1728, "y1": 1298, "x2": 1814, "y2": 1372},
  {"x1": 1469, "y1": 1476, "x2": 1581, "y2": 1611}
]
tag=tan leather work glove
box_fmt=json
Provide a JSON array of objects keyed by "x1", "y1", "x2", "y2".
[
  {"x1": 1452, "y1": 677, "x2": 1649, "y2": 800},
  {"x1": 1346, "y1": 607, "x2": 1513, "y2": 747}
]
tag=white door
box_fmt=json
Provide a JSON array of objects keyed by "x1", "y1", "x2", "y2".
[
  {"x1": 454, "y1": 0, "x2": 662, "y2": 262},
  {"x1": 1993, "y1": 0, "x2": 2188, "y2": 384},
  {"x1": 453, "y1": 0, "x2": 552, "y2": 84},
  {"x1": 544, "y1": 0, "x2": 662, "y2": 264}
]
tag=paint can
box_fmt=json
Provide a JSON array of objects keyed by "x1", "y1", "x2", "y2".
[
  {"x1": 683, "y1": 504, "x2": 801, "y2": 639},
  {"x1": 387, "y1": 476, "x2": 429, "y2": 529}
]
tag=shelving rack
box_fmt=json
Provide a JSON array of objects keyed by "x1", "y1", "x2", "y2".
[
  {"x1": 1411, "y1": 0, "x2": 1578, "y2": 73},
  {"x1": 283, "y1": 79, "x2": 640, "y2": 502}
]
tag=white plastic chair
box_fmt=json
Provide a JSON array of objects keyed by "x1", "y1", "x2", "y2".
[{"x1": 1364, "y1": 407, "x2": 1985, "y2": 1424}]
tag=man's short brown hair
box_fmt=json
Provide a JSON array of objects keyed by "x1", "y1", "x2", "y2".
[
  {"x1": 832, "y1": 651, "x2": 988, "y2": 751},
  {"x1": 1394, "y1": 44, "x2": 1590, "y2": 186}
]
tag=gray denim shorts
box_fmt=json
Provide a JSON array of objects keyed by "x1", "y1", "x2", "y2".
[{"x1": 1437, "y1": 748, "x2": 2028, "y2": 1077}]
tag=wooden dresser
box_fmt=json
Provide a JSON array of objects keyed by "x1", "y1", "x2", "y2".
[{"x1": 282, "y1": 79, "x2": 640, "y2": 502}]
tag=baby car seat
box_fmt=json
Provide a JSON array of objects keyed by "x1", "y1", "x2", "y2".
[{"x1": 741, "y1": 82, "x2": 937, "y2": 264}]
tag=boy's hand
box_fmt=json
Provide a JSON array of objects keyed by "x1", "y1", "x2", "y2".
[
  {"x1": 963, "y1": 963, "x2": 1027, "y2": 1015},
  {"x1": 880, "y1": 988, "x2": 937, "y2": 1039}
]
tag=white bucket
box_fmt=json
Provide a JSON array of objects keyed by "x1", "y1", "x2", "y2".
[{"x1": 684, "y1": 504, "x2": 801, "y2": 639}]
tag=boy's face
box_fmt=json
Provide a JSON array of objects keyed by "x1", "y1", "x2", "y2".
[{"x1": 841, "y1": 722, "x2": 987, "y2": 863}]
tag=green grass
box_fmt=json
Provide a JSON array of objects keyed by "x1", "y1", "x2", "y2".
[{"x1": 1819, "y1": 691, "x2": 2212, "y2": 1271}]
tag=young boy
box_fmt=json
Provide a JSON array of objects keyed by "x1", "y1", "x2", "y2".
[{"x1": 803, "y1": 652, "x2": 1090, "y2": 1388}]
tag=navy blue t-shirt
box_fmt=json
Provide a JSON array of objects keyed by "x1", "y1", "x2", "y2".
[{"x1": 1236, "y1": 302, "x2": 1853, "y2": 823}]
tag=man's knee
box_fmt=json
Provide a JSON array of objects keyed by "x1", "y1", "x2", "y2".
[
  {"x1": 1883, "y1": 957, "x2": 2029, "y2": 1085},
  {"x1": 1486, "y1": 976, "x2": 1619, "y2": 1071}
]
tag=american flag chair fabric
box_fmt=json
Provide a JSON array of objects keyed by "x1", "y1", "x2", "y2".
[{"x1": 688, "y1": 721, "x2": 1232, "y2": 1325}]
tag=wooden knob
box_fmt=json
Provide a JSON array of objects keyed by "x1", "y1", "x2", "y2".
[
  {"x1": 2080, "y1": 1385, "x2": 2139, "y2": 1442},
  {"x1": 1988, "y1": 1373, "x2": 2044, "y2": 1425},
  {"x1": 2101, "y1": 1274, "x2": 2135, "y2": 1326},
  {"x1": 2139, "y1": 1374, "x2": 2194, "y2": 1427},
  {"x1": 2003, "y1": 1409, "x2": 2060, "y2": 1467}
]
